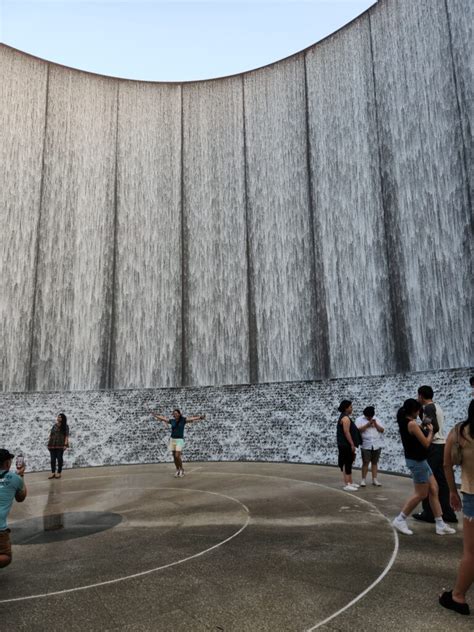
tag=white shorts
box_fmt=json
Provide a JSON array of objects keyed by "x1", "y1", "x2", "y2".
[{"x1": 169, "y1": 438, "x2": 184, "y2": 452}]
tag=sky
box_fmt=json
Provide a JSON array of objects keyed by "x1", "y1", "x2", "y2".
[{"x1": 0, "y1": 0, "x2": 375, "y2": 82}]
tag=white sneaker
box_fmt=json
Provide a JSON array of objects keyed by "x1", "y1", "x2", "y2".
[
  {"x1": 436, "y1": 523, "x2": 456, "y2": 535},
  {"x1": 351, "y1": 482, "x2": 360, "y2": 488},
  {"x1": 343, "y1": 484, "x2": 358, "y2": 491},
  {"x1": 360, "y1": 480, "x2": 366, "y2": 487},
  {"x1": 373, "y1": 479, "x2": 382, "y2": 487},
  {"x1": 174, "y1": 471, "x2": 180, "y2": 478},
  {"x1": 178, "y1": 470, "x2": 185, "y2": 477},
  {"x1": 392, "y1": 517, "x2": 413, "y2": 535}
]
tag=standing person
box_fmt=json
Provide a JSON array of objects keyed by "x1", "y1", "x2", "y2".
[
  {"x1": 356, "y1": 406, "x2": 385, "y2": 487},
  {"x1": 0, "y1": 449, "x2": 27, "y2": 569},
  {"x1": 47, "y1": 413, "x2": 70, "y2": 479},
  {"x1": 392, "y1": 398, "x2": 455, "y2": 536},
  {"x1": 151, "y1": 408, "x2": 206, "y2": 477},
  {"x1": 414, "y1": 385, "x2": 457, "y2": 523},
  {"x1": 337, "y1": 400, "x2": 361, "y2": 492},
  {"x1": 439, "y1": 400, "x2": 474, "y2": 616}
]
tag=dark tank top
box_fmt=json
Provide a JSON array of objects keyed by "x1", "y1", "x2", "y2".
[
  {"x1": 337, "y1": 414, "x2": 359, "y2": 448},
  {"x1": 397, "y1": 416, "x2": 428, "y2": 461}
]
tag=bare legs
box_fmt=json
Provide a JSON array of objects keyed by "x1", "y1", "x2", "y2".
[
  {"x1": 361, "y1": 462, "x2": 369, "y2": 481},
  {"x1": 453, "y1": 517, "x2": 474, "y2": 605},
  {"x1": 0, "y1": 554, "x2": 11, "y2": 568},
  {"x1": 172, "y1": 450, "x2": 183, "y2": 473},
  {"x1": 343, "y1": 471, "x2": 354, "y2": 486},
  {"x1": 401, "y1": 476, "x2": 442, "y2": 518}
]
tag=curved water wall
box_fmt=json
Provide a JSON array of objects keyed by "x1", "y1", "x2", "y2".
[
  {"x1": 1, "y1": 0, "x2": 472, "y2": 393},
  {"x1": 0, "y1": 368, "x2": 471, "y2": 474}
]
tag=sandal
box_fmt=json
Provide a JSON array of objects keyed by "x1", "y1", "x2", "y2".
[{"x1": 439, "y1": 590, "x2": 470, "y2": 615}]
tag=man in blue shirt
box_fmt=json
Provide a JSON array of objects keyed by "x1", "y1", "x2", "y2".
[
  {"x1": 151, "y1": 408, "x2": 206, "y2": 477},
  {"x1": 0, "y1": 448, "x2": 27, "y2": 568}
]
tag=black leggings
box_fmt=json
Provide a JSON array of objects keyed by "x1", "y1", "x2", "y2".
[
  {"x1": 338, "y1": 445, "x2": 354, "y2": 475},
  {"x1": 49, "y1": 449, "x2": 64, "y2": 473}
]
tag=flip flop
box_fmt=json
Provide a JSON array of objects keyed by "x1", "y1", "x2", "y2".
[{"x1": 439, "y1": 590, "x2": 470, "y2": 615}]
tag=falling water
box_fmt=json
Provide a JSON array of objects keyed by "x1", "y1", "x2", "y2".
[
  {"x1": 0, "y1": 0, "x2": 472, "y2": 394},
  {"x1": 306, "y1": 15, "x2": 395, "y2": 377},
  {"x1": 29, "y1": 67, "x2": 117, "y2": 391},
  {"x1": 244, "y1": 57, "x2": 322, "y2": 384},
  {"x1": 183, "y1": 78, "x2": 250, "y2": 386},
  {"x1": 113, "y1": 81, "x2": 182, "y2": 389},
  {"x1": 0, "y1": 47, "x2": 47, "y2": 392},
  {"x1": 370, "y1": 0, "x2": 472, "y2": 370}
]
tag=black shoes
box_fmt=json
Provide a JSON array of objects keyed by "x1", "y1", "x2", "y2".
[
  {"x1": 413, "y1": 512, "x2": 458, "y2": 524},
  {"x1": 413, "y1": 512, "x2": 434, "y2": 523},
  {"x1": 439, "y1": 590, "x2": 470, "y2": 615},
  {"x1": 443, "y1": 515, "x2": 458, "y2": 523}
]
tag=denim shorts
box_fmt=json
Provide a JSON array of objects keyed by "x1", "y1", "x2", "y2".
[
  {"x1": 405, "y1": 458, "x2": 433, "y2": 484},
  {"x1": 462, "y1": 492, "x2": 474, "y2": 520}
]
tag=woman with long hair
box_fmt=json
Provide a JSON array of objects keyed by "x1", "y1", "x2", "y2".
[
  {"x1": 439, "y1": 400, "x2": 474, "y2": 615},
  {"x1": 47, "y1": 413, "x2": 69, "y2": 479},
  {"x1": 336, "y1": 400, "x2": 361, "y2": 491},
  {"x1": 392, "y1": 399, "x2": 455, "y2": 536}
]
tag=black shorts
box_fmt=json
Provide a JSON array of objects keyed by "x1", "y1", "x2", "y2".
[{"x1": 338, "y1": 445, "x2": 354, "y2": 475}]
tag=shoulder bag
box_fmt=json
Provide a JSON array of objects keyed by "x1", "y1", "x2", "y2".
[{"x1": 450, "y1": 423, "x2": 463, "y2": 466}]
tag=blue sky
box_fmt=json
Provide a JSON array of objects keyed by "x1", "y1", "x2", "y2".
[{"x1": 0, "y1": 1, "x2": 375, "y2": 81}]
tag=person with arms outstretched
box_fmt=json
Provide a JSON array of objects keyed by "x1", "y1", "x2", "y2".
[{"x1": 151, "y1": 408, "x2": 205, "y2": 477}]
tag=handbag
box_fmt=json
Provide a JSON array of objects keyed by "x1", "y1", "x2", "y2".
[
  {"x1": 450, "y1": 423, "x2": 463, "y2": 466},
  {"x1": 350, "y1": 421, "x2": 363, "y2": 448}
]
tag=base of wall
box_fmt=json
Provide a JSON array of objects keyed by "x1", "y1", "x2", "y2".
[{"x1": 0, "y1": 367, "x2": 471, "y2": 474}]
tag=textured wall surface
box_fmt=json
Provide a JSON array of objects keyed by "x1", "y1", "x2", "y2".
[
  {"x1": 0, "y1": 369, "x2": 471, "y2": 475},
  {"x1": 0, "y1": 0, "x2": 472, "y2": 393}
]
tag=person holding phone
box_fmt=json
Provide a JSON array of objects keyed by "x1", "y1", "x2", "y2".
[
  {"x1": 414, "y1": 385, "x2": 457, "y2": 523},
  {"x1": 392, "y1": 399, "x2": 456, "y2": 536},
  {"x1": 0, "y1": 449, "x2": 27, "y2": 569},
  {"x1": 355, "y1": 405, "x2": 384, "y2": 487},
  {"x1": 150, "y1": 408, "x2": 206, "y2": 477}
]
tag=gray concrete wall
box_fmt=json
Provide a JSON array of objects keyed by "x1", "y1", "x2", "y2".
[
  {"x1": 0, "y1": 0, "x2": 472, "y2": 393},
  {"x1": 0, "y1": 368, "x2": 471, "y2": 475}
]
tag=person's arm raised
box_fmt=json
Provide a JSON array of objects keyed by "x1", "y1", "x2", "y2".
[
  {"x1": 150, "y1": 411, "x2": 169, "y2": 424},
  {"x1": 186, "y1": 414, "x2": 206, "y2": 424}
]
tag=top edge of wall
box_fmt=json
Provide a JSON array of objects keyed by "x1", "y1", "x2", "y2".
[
  {"x1": 0, "y1": 1, "x2": 379, "y2": 86},
  {"x1": 2, "y1": 366, "x2": 472, "y2": 397}
]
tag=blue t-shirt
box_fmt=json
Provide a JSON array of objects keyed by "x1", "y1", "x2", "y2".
[
  {"x1": 0, "y1": 470, "x2": 24, "y2": 530},
  {"x1": 170, "y1": 417, "x2": 187, "y2": 439}
]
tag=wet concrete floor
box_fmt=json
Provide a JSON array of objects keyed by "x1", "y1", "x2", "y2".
[{"x1": 0, "y1": 462, "x2": 469, "y2": 631}]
